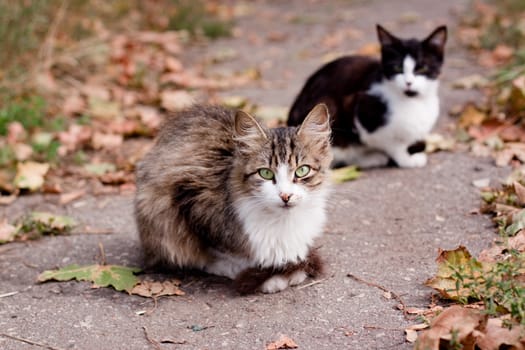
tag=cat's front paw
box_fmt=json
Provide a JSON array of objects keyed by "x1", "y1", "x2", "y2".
[
  {"x1": 396, "y1": 152, "x2": 427, "y2": 168},
  {"x1": 261, "y1": 275, "x2": 289, "y2": 294}
]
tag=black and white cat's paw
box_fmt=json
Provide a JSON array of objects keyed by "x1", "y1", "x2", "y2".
[
  {"x1": 260, "y1": 270, "x2": 308, "y2": 294},
  {"x1": 394, "y1": 152, "x2": 427, "y2": 168}
]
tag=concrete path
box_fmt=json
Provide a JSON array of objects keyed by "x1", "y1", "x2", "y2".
[{"x1": 0, "y1": 1, "x2": 509, "y2": 349}]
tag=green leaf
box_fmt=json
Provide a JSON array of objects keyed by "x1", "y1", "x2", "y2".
[
  {"x1": 21, "y1": 212, "x2": 76, "y2": 236},
  {"x1": 331, "y1": 166, "x2": 362, "y2": 184},
  {"x1": 84, "y1": 162, "x2": 116, "y2": 175},
  {"x1": 38, "y1": 264, "x2": 141, "y2": 292}
]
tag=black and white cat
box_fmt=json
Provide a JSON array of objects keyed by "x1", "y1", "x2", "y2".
[{"x1": 288, "y1": 25, "x2": 447, "y2": 168}]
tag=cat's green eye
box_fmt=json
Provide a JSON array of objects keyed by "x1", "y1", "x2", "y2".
[
  {"x1": 393, "y1": 64, "x2": 403, "y2": 73},
  {"x1": 295, "y1": 165, "x2": 311, "y2": 178},
  {"x1": 258, "y1": 168, "x2": 275, "y2": 180},
  {"x1": 415, "y1": 65, "x2": 428, "y2": 74}
]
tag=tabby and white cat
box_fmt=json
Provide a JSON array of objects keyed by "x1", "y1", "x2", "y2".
[
  {"x1": 288, "y1": 25, "x2": 447, "y2": 168},
  {"x1": 135, "y1": 104, "x2": 332, "y2": 294}
]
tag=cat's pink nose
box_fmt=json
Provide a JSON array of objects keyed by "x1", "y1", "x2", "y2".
[{"x1": 280, "y1": 193, "x2": 292, "y2": 203}]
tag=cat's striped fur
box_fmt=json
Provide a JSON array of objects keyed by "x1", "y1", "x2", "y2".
[{"x1": 135, "y1": 104, "x2": 332, "y2": 293}]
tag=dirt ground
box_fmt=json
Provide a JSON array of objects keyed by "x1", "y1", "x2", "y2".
[{"x1": 0, "y1": 0, "x2": 511, "y2": 349}]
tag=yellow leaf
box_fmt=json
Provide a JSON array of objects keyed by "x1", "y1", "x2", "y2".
[{"x1": 14, "y1": 161, "x2": 50, "y2": 191}]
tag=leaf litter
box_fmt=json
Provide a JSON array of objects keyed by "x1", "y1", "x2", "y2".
[{"x1": 38, "y1": 264, "x2": 185, "y2": 297}]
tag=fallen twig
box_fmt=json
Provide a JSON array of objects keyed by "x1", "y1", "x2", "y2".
[
  {"x1": 347, "y1": 273, "x2": 408, "y2": 319},
  {"x1": 296, "y1": 277, "x2": 329, "y2": 290},
  {"x1": 0, "y1": 291, "x2": 18, "y2": 298},
  {"x1": 142, "y1": 326, "x2": 162, "y2": 350},
  {"x1": 98, "y1": 242, "x2": 106, "y2": 266},
  {"x1": 0, "y1": 333, "x2": 65, "y2": 350}
]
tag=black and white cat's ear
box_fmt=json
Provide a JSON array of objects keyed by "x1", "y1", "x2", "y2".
[
  {"x1": 297, "y1": 103, "x2": 331, "y2": 137},
  {"x1": 376, "y1": 24, "x2": 399, "y2": 46},
  {"x1": 424, "y1": 26, "x2": 447, "y2": 51},
  {"x1": 234, "y1": 110, "x2": 268, "y2": 140}
]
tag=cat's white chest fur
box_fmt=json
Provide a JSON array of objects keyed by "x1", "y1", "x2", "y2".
[
  {"x1": 356, "y1": 79, "x2": 439, "y2": 167},
  {"x1": 234, "y1": 192, "x2": 327, "y2": 268}
]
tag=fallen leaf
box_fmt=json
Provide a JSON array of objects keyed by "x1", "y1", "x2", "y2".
[
  {"x1": 7, "y1": 122, "x2": 26, "y2": 144},
  {"x1": 136, "y1": 105, "x2": 162, "y2": 130},
  {"x1": 84, "y1": 162, "x2": 116, "y2": 176},
  {"x1": 58, "y1": 124, "x2": 92, "y2": 154},
  {"x1": 514, "y1": 182, "x2": 525, "y2": 205},
  {"x1": 452, "y1": 74, "x2": 489, "y2": 90},
  {"x1": 472, "y1": 178, "x2": 490, "y2": 188},
  {"x1": 492, "y1": 44, "x2": 514, "y2": 64},
  {"x1": 22, "y1": 212, "x2": 77, "y2": 236},
  {"x1": 266, "y1": 335, "x2": 298, "y2": 350},
  {"x1": 331, "y1": 166, "x2": 362, "y2": 183},
  {"x1": 12, "y1": 143, "x2": 33, "y2": 161},
  {"x1": 130, "y1": 279, "x2": 185, "y2": 298},
  {"x1": 160, "y1": 90, "x2": 194, "y2": 111},
  {"x1": 425, "y1": 133, "x2": 455, "y2": 153},
  {"x1": 509, "y1": 75, "x2": 525, "y2": 112},
  {"x1": 220, "y1": 95, "x2": 250, "y2": 109},
  {"x1": 0, "y1": 219, "x2": 17, "y2": 244},
  {"x1": 476, "y1": 317, "x2": 525, "y2": 349},
  {"x1": 425, "y1": 246, "x2": 487, "y2": 301},
  {"x1": 62, "y1": 95, "x2": 86, "y2": 116},
  {"x1": 38, "y1": 264, "x2": 141, "y2": 292},
  {"x1": 405, "y1": 329, "x2": 418, "y2": 343},
  {"x1": 59, "y1": 189, "x2": 86, "y2": 205},
  {"x1": 14, "y1": 161, "x2": 50, "y2": 191},
  {"x1": 254, "y1": 105, "x2": 288, "y2": 122},
  {"x1": 89, "y1": 97, "x2": 121, "y2": 119},
  {"x1": 415, "y1": 306, "x2": 486, "y2": 350},
  {"x1": 458, "y1": 104, "x2": 487, "y2": 129},
  {"x1": 91, "y1": 132, "x2": 123, "y2": 150}
]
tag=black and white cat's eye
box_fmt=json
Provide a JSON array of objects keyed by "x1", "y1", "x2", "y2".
[
  {"x1": 258, "y1": 168, "x2": 275, "y2": 180},
  {"x1": 392, "y1": 64, "x2": 403, "y2": 73},
  {"x1": 294, "y1": 165, "x2": 311, "y2": 178},
  {"x1": 415, "y1": 65, "x2": 429, "y2": 74}
]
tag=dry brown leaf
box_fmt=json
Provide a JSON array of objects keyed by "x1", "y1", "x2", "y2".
[
  {"x1": 62, "y1": 95, "x2": 86, "y2": 116},
  {"x1": 14, "y1": 161, "x2": 50, "y2": 191},
  {"x1": 91, "y1": 132, "x2": 123, "y2": 150},
  {"x1": 496, "y1": 143, "x2": 525, "y2": 167},
  {"x1": 160, "y1": 90, "x2": 194, "y2": 111},
  {"x1": 59, "y1": 189, "x2": 86, "y2": 205},
  {"x1": 514, "y1": 182, "x2": 525, "y2": 205},
  {"x1": 7, "y1": 122, "x2": 26, "y2": 145},
  {"x1": 0, "y1": 219, "x2": 17, "y2": 243},
  {"x1": 12, "y1": 143, "x2": 33, "y2": 161},
  {"x1": 509, "y1": 76, "x2": 525, "y2": 112},
  {"x1": 136, "y1": 105, "x2": 162, "y2": 130},
  {"x1": 130, "y1": 279, "x2": 185, "y2": 298},
  {"x1": 266, "y1": 335, "x2": 298, "y2": 350},
  {"x1": 492, "y1": 44, "x2": 514, "y2": 64},
  {"x1": 415, "y1": 306, "x2": 486, "y2": 350},
  {"x1": 476, "y1": 318, "x2": 525, "y2": 350},
  {"x1": 500, "y1": 125, "x2": 525, "y2": 142},
  {"x1": 58, "y1": 124, "x2": 92, "y2": 154},
  {"x1": 459, "y1": 104, "x2": 487, "y2": 129},
  {"x1": 405, "y1": 329, "x2": 418, "y2": 343}
]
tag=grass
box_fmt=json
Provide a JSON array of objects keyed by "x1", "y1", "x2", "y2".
[
  {"x1": 451, "y1": 252, "x2": 525, "y2": 325},
  {"x1": 167, "y1": 0, "x2": 232, "y2": 38}
]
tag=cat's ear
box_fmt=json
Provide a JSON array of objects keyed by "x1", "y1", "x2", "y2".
[
  {"x1": 423, "y1": 26, "x2": 447, "y2": 51},
  {"x1": 376, "y1": 24, "x2": 399, "y2": 46},
  {"x1": 297, "y1": 103, "x2": 331, "y2": 138},
  {"x1": 234, "y1": 110, "x2": 267, "y2": 140}
]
